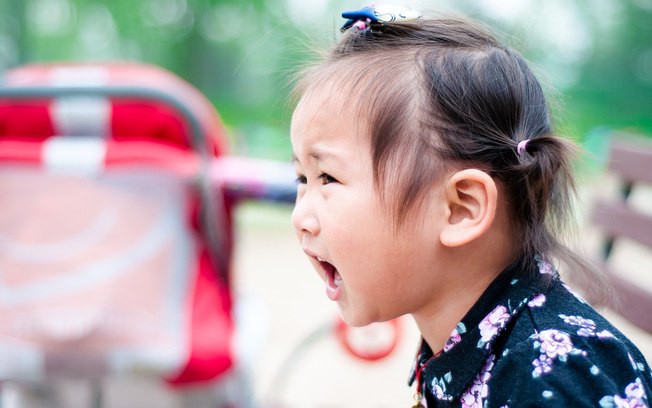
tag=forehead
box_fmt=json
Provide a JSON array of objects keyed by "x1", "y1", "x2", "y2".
[
  {"x1": 290, "y1": 81, "x2": 369, "y2": 155},
  {"x1": 291, "y1": 59, "x2": 378, "y2": 135}
]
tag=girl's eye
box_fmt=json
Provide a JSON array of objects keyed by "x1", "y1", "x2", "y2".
[
  {"x1": 318, "y1": 173, "x2": 338, "y2": 185},
  {"x1": 295, "y1": 174, "x2": 307, "y2": 184}
]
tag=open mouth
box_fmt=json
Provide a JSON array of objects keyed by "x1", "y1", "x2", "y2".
[{"x1": 314, "y1": 256, "x2": 343, "y2": 301}]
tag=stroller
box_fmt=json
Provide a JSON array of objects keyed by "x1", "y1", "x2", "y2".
[{"x1": 0, "y1": 62, "x2": 296, "y2": 407}]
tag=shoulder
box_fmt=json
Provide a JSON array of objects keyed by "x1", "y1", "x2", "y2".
[
  {"x1": 485, "y1": 282, "x2": 652, "y2": 407},
  {"x1": 488, "y1": 330, "x2": 652, "y2": 407}
]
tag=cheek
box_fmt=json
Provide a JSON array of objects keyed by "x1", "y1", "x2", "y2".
[
  {"x1": 330, "y1": 213, "x2": 396, "y2": 273},
  {"x1": 327, "y1": 195, "x2": 386, "y2": 236}
]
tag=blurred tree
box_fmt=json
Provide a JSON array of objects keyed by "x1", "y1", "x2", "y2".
[
  {"x1": 0, "y1": 0, "x2": 650, "y2": 160},
  {"x1": 564, "y1": 0, "x2": 652, "y2": 137}
]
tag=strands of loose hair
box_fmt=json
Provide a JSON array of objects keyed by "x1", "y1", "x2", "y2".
[{"x1": 292, "y1": 17, "x2": 609, "y2": 302}]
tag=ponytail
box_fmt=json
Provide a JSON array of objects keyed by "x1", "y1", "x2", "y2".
[
  {"x1": 295, "y1": 17, "x2": 608, "y2": 300},
  {"x1": 511, "y1": 134, "x2": 609, "y2": 301}
]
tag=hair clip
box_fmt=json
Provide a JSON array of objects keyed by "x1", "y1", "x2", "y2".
[{"x1": 341, "y1": 4, "x2": 422, "y2": 32}]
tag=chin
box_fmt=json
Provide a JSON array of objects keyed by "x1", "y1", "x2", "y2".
[
  {"x1": 341, "y1": 317, "x2": 370, "y2": 327},
  {"x1": 339, "y1": 308, "x2": 380, "y2": 328}
]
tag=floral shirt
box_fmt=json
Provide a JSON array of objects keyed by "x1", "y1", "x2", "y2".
[{"x1": 408, "y1": 257, "x2": 652, "y2": 407}]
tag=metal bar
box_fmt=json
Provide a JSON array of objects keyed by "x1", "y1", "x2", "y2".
[
  {"x1": 0, "y1": 86, "x2": 207, "y2": 156},
  {"x1": 0, "y1": 85, "x2": 231, "y2": 283}
]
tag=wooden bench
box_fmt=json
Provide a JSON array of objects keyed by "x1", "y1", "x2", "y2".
[{"x1": 591, "y1": 139, "x2": 652, "y2": 334}]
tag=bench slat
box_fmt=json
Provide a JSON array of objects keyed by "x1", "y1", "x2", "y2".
[
  {"x1": 591, "y1": 199, "x2": 652, "y2": 249},
  {"x1": 609, "y1": 141, "x2": 652, "y2": 185},
  {"x1": 590, "y1": 139, "x2": 652, "y2": 335},
  {"x1": 594, "y1": 261, "x2": 652, "y2": 334}
]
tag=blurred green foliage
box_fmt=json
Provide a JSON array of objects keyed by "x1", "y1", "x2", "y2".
[{"x1": 0, "y1": 0, "x2": 650, "y2": 162}]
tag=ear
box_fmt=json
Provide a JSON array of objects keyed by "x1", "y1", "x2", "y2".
[{"x1": 439, "y1": 169, "x2": 498, "y2": 247}]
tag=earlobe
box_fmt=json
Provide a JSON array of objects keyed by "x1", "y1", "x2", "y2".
[{"x1": 440, "y1": 169, "x2": 498, "y2": 247}]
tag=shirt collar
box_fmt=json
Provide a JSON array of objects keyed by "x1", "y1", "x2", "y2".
[{"x1": 408, "y1": 257, "x2": 559, "y2": 400}]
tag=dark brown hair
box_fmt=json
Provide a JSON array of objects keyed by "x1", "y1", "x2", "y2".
[{"x1": 294, "y1": 18, "x2": 605, "y2": 293}]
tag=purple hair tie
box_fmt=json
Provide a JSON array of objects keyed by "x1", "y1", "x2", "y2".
[
  {"x1": 517, "y1": 139, "x2": 530, "y2": 156},
  {"x1": 352, "y1": 20, "x2": 369, "y2": 30}
]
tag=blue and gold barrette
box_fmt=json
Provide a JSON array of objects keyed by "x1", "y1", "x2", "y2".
[{"x1": 341, "y1": 4, "x2": 422, "y2": 32}]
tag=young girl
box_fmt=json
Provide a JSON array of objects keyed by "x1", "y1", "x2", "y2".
[{"x1": 290, "y1": 6, "x2": 652, "y2": 407}]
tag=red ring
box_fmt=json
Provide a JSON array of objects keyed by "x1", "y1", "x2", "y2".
[{"x1": 335, "y1": 317, "x2": 401, "y2": 362}]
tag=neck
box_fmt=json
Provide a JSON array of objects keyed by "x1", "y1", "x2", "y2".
[{"x1": 410, "y1": 237, "x2": 514, "y2": 352}]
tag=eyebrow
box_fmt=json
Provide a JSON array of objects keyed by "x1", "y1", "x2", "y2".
[{"x1": 292, "y1": 149, "x2": 342, "y2": 165}]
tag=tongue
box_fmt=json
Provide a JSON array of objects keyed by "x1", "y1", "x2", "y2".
[{"x1": 326, "y1": 269, "x2": 343, "y2": 301}]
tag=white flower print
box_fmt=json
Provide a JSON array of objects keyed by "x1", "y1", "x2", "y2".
[
  {"x1": 431, "y1": 372, "x2": 453, "y2": 401},
  {"x1": 599, "y1": 378, "x2": 648, "y2": 408},
  {"x1": 528, "y1": 293, "x2": 546, "y2": 308},
  {"x1": 461, "y1": 354, "x2": 496, "y2": 408},
  {"x1": 433, "y1": 383, "x2": 450, "y2": 401},
  {"x1": 478, "y1": 305, "x2": 510, "y2": 347}
]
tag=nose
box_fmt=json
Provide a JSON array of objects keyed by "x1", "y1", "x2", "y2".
[{"x1": 291, "y1": 193, "x2": 320, "y2": 236}]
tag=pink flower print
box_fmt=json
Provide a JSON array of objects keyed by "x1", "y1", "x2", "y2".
[
  {"x1": 479, "y1": 305, "x2": 510, "y2": 346},
  {"x1": 537, "y1": 330, "x2": 573, "y2": 359},
  {"x1": 600, "y1": 379, "x2": 648, "y2": 408},
  {"x1": 625, "y1": 378, "x2": 645, "y2": 400},
  {"x1": 532, "y1": 354, "x2": 553, "y2": 378},
  {"x1": 538, "y1": 259, "x2": 554, "y2": 275},
  {"x1": 613, "y1": 395, "x2": 634, "y2": 408},
  {"x1": 559, "y1": 314, "x2": 594, "y2": 328},
  {"x1": 560, "y1": 315, "x2": 616, "y2": 340},
  {"x1": 481, "y1": 353, "x2": 496, "y2": 373},
  {"x1": 461, "y1": 382, "x2": 489, "y2": 408},
  {"x1": 528, "y1": 294, "x2": 546, "y2": 308},
  {"x1": 560, "y1": 314, "x2": 597, "y2": 337},
  {"x1": 444, "y1": 328, "x2": 462, "y2": 352},
  {"x1": 461, "y1": 354, "x2": 495, "y2": 408}
]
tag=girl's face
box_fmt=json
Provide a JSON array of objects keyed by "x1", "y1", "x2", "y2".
[{"x1": 290, "y1": 87, "x2": 448, "y2": 326}]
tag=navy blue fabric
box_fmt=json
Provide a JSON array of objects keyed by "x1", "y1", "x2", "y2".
[{"x1": 408, "y1": 258, "x2": 652, "y2": 407}]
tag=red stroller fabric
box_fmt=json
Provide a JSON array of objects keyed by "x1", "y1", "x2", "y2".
[{"x1": 0, "y1": 63, "x2": 235, "y2": 385}]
